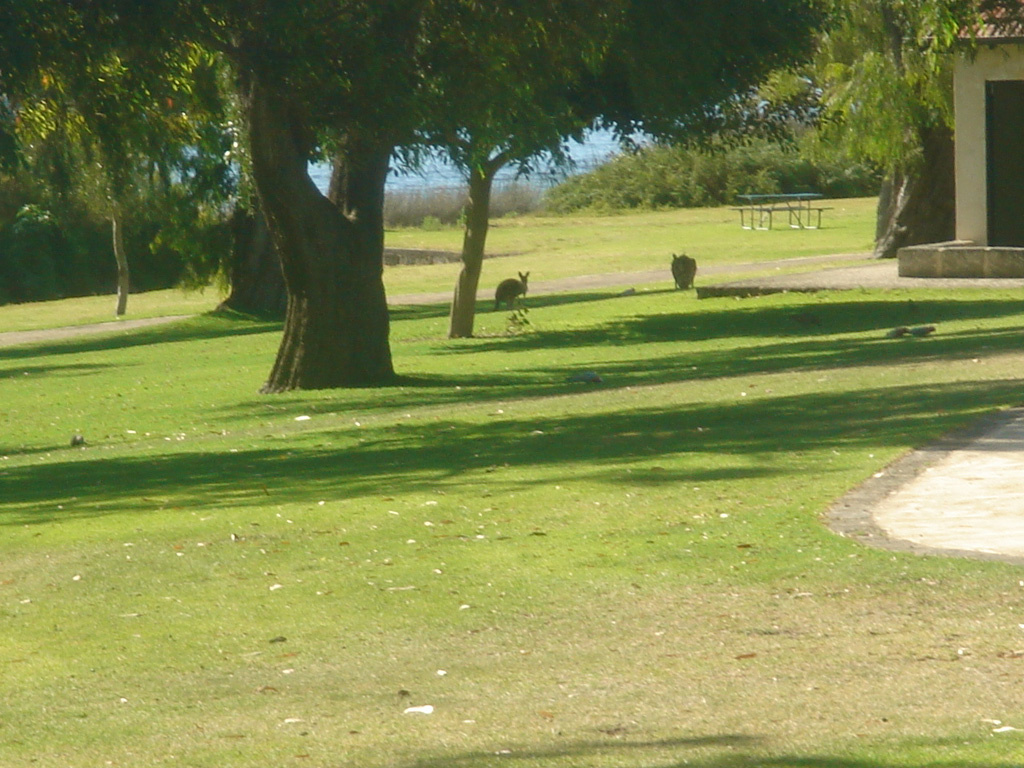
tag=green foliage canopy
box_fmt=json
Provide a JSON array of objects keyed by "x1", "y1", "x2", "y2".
[{"x1": 3, "y1": 0, "x2": 830, "y2": 386}]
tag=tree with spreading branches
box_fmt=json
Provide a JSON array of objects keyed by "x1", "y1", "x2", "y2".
[{"x1": 4, "y1": 0, "x2": 826, "y2": 388}]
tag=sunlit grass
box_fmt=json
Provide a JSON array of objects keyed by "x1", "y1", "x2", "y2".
[
  {"x1": 0, "y1": 286, "x2": 223, "y2": 333},
  {"x1": 382, "y1": 197, "x2": 877, "y2": 296},
  {"x1": 2, "y1": 277, "x2": 1024, "y2": 766}
]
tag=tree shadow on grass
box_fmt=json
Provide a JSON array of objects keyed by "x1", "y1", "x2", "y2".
[
  {"x1": 0, "y1": 361, "x2": 116, "y2": 381},
  {"x1": 399, "y1": 736, "x2": 1022, "y2": 768},
  {"x1": 2, "y1": 377, "x2": 1020, "y2": 527},
  {"x1": 388, "y1": 290, "x2": 647, "y2": 323},
  {"x1": 439, "y1": 298, "x2": 1024, "y2": 354},
  {"x1": 218, "y1": 318, "x2": 1024, "y2": 427},
  {"x1": 389, "y1": 302, "x2": 452, "y2": 322},
  {"x1": 399, "y1": 734, "x2": 760, "y2": 768},
  {"x1": 0, "y1": 313, "x2": 281, "y2": 362}
]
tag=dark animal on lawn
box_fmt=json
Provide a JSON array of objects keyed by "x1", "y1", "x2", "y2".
[
  {"x1": 671, "y1": 253, "x2": 697, "y2": 290},
  {"x1": 495, "y1": 272, "x2": 529, "y2": 310}
]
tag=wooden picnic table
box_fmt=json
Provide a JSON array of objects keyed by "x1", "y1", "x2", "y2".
[{"x1": 733, "y1": 193, "x2": 830, "y2": 230}]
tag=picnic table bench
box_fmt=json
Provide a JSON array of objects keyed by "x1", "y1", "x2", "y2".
[{"x1": 733, "y1": 193, "x2": 831, "y2": 230}]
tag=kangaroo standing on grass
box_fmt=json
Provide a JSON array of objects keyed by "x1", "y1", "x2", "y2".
[
  {"x1": 495, "y1": 271, "x2": 529, "y2": 310},
  {"x1": 671, "y1": 253, "x2": 697, "y2": 290}
]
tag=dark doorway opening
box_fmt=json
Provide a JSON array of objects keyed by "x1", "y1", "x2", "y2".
[{"x1": 986, "y1": 80, "x2": 1024, "y2": 247}]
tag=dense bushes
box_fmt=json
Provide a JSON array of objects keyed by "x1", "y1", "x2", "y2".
[
  {"x1": 543, "y1": 140, "x2": 882, "y2": 213},
  {"x1": 0, "y1": 193, "x2": 192, "y2": 306}
]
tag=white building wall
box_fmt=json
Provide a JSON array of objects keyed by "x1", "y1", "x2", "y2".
[{"x1": 954, "y1": 43, "x2": 1024, "y2": 245}]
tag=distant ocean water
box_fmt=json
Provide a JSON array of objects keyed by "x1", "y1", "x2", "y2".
[{"x1": 309, "y1": 129, "x2": 630, "y2": 194}]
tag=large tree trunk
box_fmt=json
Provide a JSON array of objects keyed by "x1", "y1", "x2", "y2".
[
  {"x1": 219, "y1": 206, "x2": 287, "y2": 318},
  {"x1": 112, "y1": 211, "x2": 130, "y2": 316},
  {"x1": 243, "y1": 76, "x2": 395, "y2": 392},
  {"x1": 449, "y1": 162, "x2": 499, "y2": 338},
  {"x1": 874, "y1": 125, "x2": 955, "y2": 259}
]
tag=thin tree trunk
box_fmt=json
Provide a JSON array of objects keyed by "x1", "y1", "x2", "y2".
[
  {"x1": 874, "y1": 126, "x2": 955, "y2": 258},
  {"x1": 449, "y1": 163, "x2": 499, "y2": 338},
  {"x1": 243, "y1": 75, "x2": 395, "y2": 392},
  {"x1": 112, "y1": 211, "x2": 130, "y2": 316}
]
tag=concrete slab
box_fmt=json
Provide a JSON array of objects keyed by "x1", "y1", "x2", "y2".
[
  {"x1": 898, "y1": 242, "x2": 1024, "y2": 278},
  {"x1": 872, "y1": 415, "x2": 1024, "y2": 557},
  {"x1": 827, "y1": 409, "x2": 1024, "y2": 566}
]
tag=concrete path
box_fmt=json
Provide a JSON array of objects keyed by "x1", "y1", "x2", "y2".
[
  {"x1": 0, "y1": 315, "x2": 194, "y2": 349},
  {"x1": 872, "y1": 412, "x2": 1024, "y2": 560},
  {"x1": 827, "y1": 410, "x2": 1024, "y2": 567}
]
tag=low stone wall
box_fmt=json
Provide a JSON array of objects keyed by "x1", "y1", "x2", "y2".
[{"x1": 898, "y1": 242, "x2": 1024, "y2": 278}]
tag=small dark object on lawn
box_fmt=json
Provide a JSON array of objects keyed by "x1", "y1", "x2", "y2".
[
  {"x1": 791, "y1": 311, "x2": 821, "y2": 327},
  {"x1": 495, "y1": 271, "x2": 529, "y2": 310},
  {"x1": 618, "y1": 287, "x2": 636, "y2": 297},
  {"x1": 909, "y1": 325, "x2": 936, "y2": 337},
  {"x1": 567, "y1": 371, "x2": 603, "y2": 384},
  {"x1": 70, "y1": 433, "x2": 85, "y2": 447},
  {"x1": 886, "y1": 326, "x2": 910, "y2": 338},
  {"x1": 671, "y1": 253, "x2": 697, "y2": 290}
]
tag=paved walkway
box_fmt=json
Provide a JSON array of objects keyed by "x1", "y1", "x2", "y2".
[
  {"x1": 0, "y1": 315, "x2": 194, "y2": 349},
  {"x1": 3, "y1": 253, "x2": 1023, "y2": 565},
  {"x1": 827, "y1": 410, "x2": 1024, "y2": 567}
]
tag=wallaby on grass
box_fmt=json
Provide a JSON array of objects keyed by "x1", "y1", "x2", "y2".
[
  {"x1": 495, "y1": 271, "x2": 529, "y2": 310},
  {"x1": 671, "y1": 253, "x2": 697, "y2": 290}
]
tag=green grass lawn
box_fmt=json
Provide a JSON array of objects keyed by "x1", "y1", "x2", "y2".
[
  {"x1": 0, "y1": 286, "x2": 224, "y2": 334},
  {"x1": 3, "y1": 202, "x2": 1024, "y2": 768},
  {"x1": 382, "y1": 197, "x2": 878, "y2": 297}
]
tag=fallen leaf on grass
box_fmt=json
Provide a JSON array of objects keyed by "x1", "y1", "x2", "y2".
[{"x1": 735, "y1": 652, "x2": 758, "y2": 660}]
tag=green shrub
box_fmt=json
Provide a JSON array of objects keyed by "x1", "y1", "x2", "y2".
[
  {"x1": 0, "y1": 205, "x2": 65, "y2": 303},
  {"x1": 543, "y1": 139, "x2": 882, "y2": 213},
  {"x1": 0, "y1": 190, "x2": 216, "y2": 306}
]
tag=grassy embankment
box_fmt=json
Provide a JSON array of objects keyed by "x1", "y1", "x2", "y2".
[{"x1": 3, "y1": 198, "x2": 1024, "y2": 768}]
